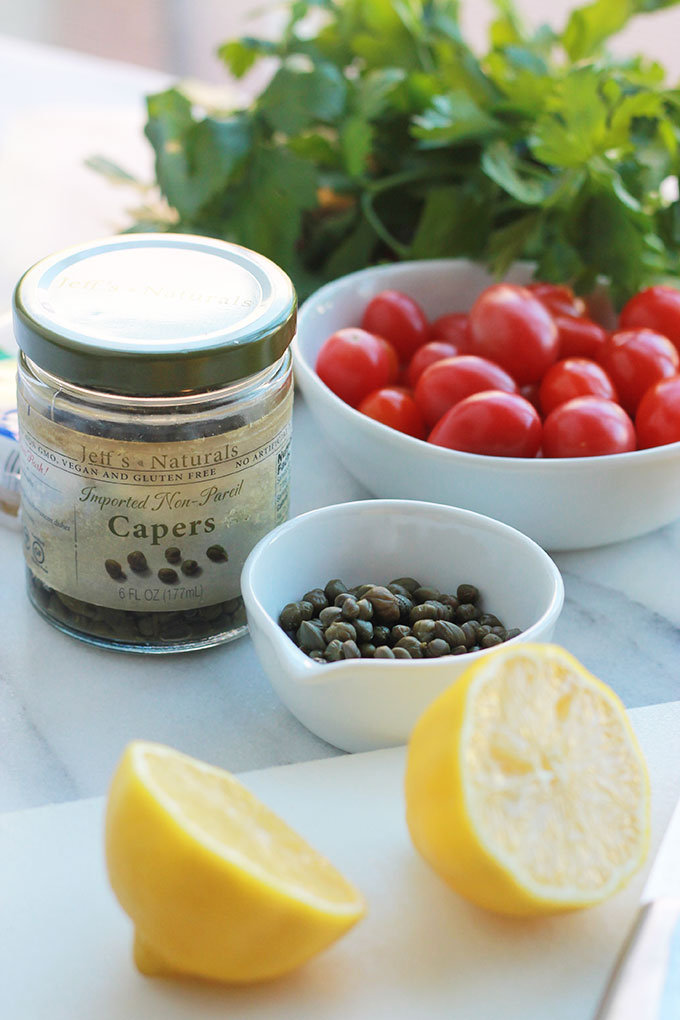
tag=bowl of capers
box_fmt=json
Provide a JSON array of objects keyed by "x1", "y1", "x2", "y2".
[{"x1": 241, "y1": 499, "x2": 564, "y2": 752}]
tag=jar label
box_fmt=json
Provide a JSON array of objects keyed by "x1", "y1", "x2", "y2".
[{"x1": 18, "y1": 388, "x2": 292, "y2": 612}]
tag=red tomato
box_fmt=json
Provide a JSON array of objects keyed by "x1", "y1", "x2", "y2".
[
  {"x1": 361, "y1": 290, "x2": 429, "y2": 363},
  {"x1": 428, "y1": 391, "x2": 542, "y2": 458},
  {"x1": 414, "y1": 355, "x2": 518, "y2": 429},
  {"x1": 555, "y1": 315, "x2": 608, "y2": 360},
  {"x1": 539, "y1": 358, "x2": 617, "y2": 416},
  {"x1": 635, "y1": 376, "x2": 680, "y2": 448},
  {"x1": 316, "y1": 328, "x2": 398, "y2": 407},
  {"x1": 526, "y1": 282, "x2": 586, "y2": 318},
  {"x1": 467, "y1": 284, "x2": 559, "y2": 385},
  {"x1": 429, "y1": 313, "x2": 469, "y2": 349},
  {"x1": 357, "y1": 386, "x2": 426, "y2": 439},
  {"x1": 542, "y1": 397, "x2": 635, "y2": 458},
  {"x1": 619, "y1": 285, "x2": 680, "y2": 356},
  {"x1": 598, "y1": 328, "x2": 679, "y2": 415},
  {"x1": 407, "y1": 341, "x2": 459, "y2": 389}
]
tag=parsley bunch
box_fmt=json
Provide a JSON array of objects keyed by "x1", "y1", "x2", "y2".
[{"x1": 107, "y1": 0, "x2": 680, "y2": 305}]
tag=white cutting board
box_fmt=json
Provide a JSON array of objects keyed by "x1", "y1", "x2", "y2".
[{"x1": 3, "y1": 701, "x2": 680, "y2": 1020}]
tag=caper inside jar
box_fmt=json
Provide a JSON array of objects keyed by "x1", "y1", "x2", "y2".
[{"x1": 14, "y1": 235, "x2": 296, "y2": 653}]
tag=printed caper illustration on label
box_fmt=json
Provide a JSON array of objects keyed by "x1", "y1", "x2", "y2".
[
  {"x1": 206, "y1": 544, "x2": 228, "y2": 562},
  {"x1": 158, "y1": 568, "x2": 179, "y2": 584},
  {"x1": 105, "y1": 559, "x2": 126, "y2": 580},
  {"x1": 181, "y1": 560, "x2": 201, "y2": 576},
  {"x1": 165, "y1": 547, "x2": 182, "y2": 564},
  {"x1": 127, "y1": 551, "x2": 149, "y2": 574}
]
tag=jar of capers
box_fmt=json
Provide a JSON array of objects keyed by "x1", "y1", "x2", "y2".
[{"x1": 14, "y1": 235, "x2": 296, "y2": 652}]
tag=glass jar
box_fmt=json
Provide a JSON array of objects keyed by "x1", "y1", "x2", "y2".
[{"x1": 13, "y1": 234, "x2": 296, "y2": 653}]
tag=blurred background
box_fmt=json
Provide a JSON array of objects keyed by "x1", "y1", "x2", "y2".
[{"x1": 2, "y1": 0, "x2": 680, "y2": 81}]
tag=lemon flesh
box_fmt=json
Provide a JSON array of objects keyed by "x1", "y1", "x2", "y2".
[
  {"x1": 105, "y1": 742, "x2": 365, "y2": 982},
  {"x1": 405, "y1": 643, "x2": 650, "y2": 916}
]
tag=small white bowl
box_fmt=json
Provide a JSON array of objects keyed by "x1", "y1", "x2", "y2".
[
  {"x1": 293, "y1": 258, "x2": 680, "y2": 550},
  {"x1": 241, "y1": 500, "x2": 564, "y2": 752}
]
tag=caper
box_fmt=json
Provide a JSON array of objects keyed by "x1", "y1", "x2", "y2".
[
  {"x1": 460, "y1": 621, "x2": 479, "y2": 648},
  {"x1": 451, "y1": 644, "x2": 468, "y2": 655},
  {"x1": 356, "y1": 598, "x2": 373, "y2": 621},
  {"x1": 441, "y1": 594, "x2": 460, "y2": 612},
  {"x1": 359, "y1": 642, "x2": 376, "y2": 658},
  {"x1": 457, "y1": 583, "x2": 479, "y2": 604},
  {"x1": 279, "y1": 602, "x2": 304, "y2": 630},
  {"x1": 393, "y1": 647, "x2": 412, "y2": 659},
  {"x1": 105, "y1": 559, "x2": 125, "y2": 580},
  {"x1": 394, "y1": 635, "x2": 423, "y2": 658},
  {"x1": 303, "y1": 588, "x2": 328, "y2": 614},
  {"x1": 476, "y1": 624, "x2": 492, "y2": 638},
  {"x1": 480, "y1": 632, "x2": 504, "y2": 648},
  {"x1": 389, "y1": 577, "x2": 420, "y2": 593},
  {"x1": 297, "y1": 619, "x2": 327, "y2": 651},
  {"x1": 334, "y1": 592, "x2": 354, "y2": 608},
  {"x1": 341, "y1": 640, "x2": 361, "y2": 659},
  {"x1": 373, "y1": 625, "x2": 390, "y2": 646},
  {"x1": 298, "y1": 601, "x2": 315, "y2": 621},
  {"x1": 374, "y1": 645, "x2": 395, "y2": 658},
  {"x1": 387, "y1": 582, "x2": 414, "y2": 599},
  {"x1": 319, "y1": 605, "x2": 343, "y2": 628},
  {"x1": 324, "y1": 639, "x2": 344, "y2": 662},
  {"x1": 364, "y1": 586, "x2": 401, "y2": 624},
  {"x1": 324, "y1": 579, "x2": 348, "y2": 602},
  {"x1": 456, "y1": 602, "x2": 481, "y2": 623},
  {"x1": 480, "y1": 613, "x2": 503, "y2": 628},
  {"x1": 206, "y1": 544, "x2": 228, "y2": 562},
  {"x1": 158, "y1": 567, "x2": 179, "y2": 584},
  {"x1": 127, "y1": 550, "x2": 148, "y2": 573},
  {"x1": 412, "y1": 619, "x2": 436, "y2": 642},
  {"x1": 308, "y1": 649, "x2": 327, "y2": 662},
  {"x1": 425, "y1": 638, "x2": 451, "y2": 657},
  {"x1": 181, "y1": 559, "x2": 201, "y2": 576},
  {"x1": 324, "y1": 621, "x2": 357, "y2": 643},
  {"x1": 389, "y1": 624, "x2": 411, "y2": 645},
  {"x1": 413, "y1": 586, "x2": 440, "y2": 604},
  {"x1": 164, "y1": 547, "x2": 182, "y2": 564},
  {"x1": 505, "y1": 628, "x2": 521, "y2": 640},
  {"x1": 340, "y1": 596, "x2": 361, "y2": 620},
  {"x1": 410, "y1": 600, "x2": 449, "y2": 623},
  {"x1": 433, "y1": 620, "x2": 466, "y2": 647},
  {"x1": 353, "y1": 618, "x2": 374, "y2": 643}
]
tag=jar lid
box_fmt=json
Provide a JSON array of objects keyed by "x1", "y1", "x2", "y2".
[{"x1": 13, "y1": 234, "x2": 297, "y2": 396}]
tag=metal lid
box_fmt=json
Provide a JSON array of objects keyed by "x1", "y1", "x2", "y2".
[{"x1": 13, "y1": 234, "x2": 297, "y2": 396}]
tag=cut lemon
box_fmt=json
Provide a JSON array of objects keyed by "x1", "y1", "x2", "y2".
[
  {"x1": 105, "y1": 742, "x2": 366, "y2": 982},
  {"x1": 405, "y1": 643, "x2": 650, "y2": 916}
]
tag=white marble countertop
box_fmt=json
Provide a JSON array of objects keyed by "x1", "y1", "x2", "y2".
[{"x1": 0, "y1": 36, "x2": 679, "y2": 816}]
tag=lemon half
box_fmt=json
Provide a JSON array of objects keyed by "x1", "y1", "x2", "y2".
[
  {"x1": 105, "y1": 742, "x2": 366, "y2": 982},
  {"x1": 405, "y1": 643, "x2": 650, "y2": 916}
]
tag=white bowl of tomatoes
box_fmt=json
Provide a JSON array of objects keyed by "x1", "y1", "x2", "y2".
[{"x1": 293, "y1": 259, "x2": 680, "y2": 551}]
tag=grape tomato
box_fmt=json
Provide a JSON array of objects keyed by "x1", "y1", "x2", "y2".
[
  {"x1": 467, "y1": 284, "x2": 559, "y2": 385},
  {"x1": 357, "y1": 387, "x2": 426, "y2": 439},
  {"x1": 635, "y1": 376, "x2": 680, "y2": 449},
  {"x1": 414, "y1": 355, "x2": 517, "y2": 428},
  {"x1": 539, "y1": 358, "x2": 617, "y2": 416},
  {"x1": 316, "y1": 327, "x2": 398, "y2": 407},
  {"x1": 619, "y1": 285, "x2": 680, "y2": 355},
  {"x1": 526, "y1": 282, "x2": 586, "y2": 319},
  {"x1": 555, "y1": 315, "x2": 608, "y2": 360},
  {"x1": 428, "y1": 390, "x2": 542, "y2": 458},
  {"x1": 407, "y1": 341, "x2": 459, "y2": 389},
  {"x1": 361, "y1": 289, "x2": 429, "y2": 362},
  {"x1": 429, "y1": 312, "x2": 469, "y2": 349},
  {"x1": 542, "y1": 397, "x2": 635, "y2": 458},
  {"x1": 599, "y1": 328, "x2": 679, "y2": 415}
]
